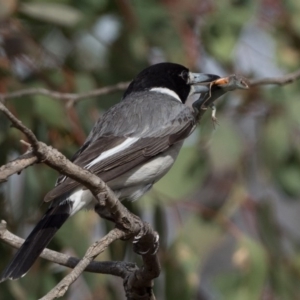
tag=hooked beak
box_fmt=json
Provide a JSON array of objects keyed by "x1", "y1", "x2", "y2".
[
  {"x1": 188, "y1": 72, "x2": 220, "y2": 93},
  {"x1": 188, "y1": 72, "x2": 220, "y2": 85}
]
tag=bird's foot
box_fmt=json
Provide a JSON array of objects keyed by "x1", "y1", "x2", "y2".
[{"x1": 132, "y1": 222, "x2": 160, "y2": 255}]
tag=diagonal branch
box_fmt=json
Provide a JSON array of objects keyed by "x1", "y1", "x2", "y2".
[
  {"x1": 0, "y1": 102, "x2": 39, "y2": 148},
  {"x1": 39, "y1": 228, "x2": 126, "y2": 300}
]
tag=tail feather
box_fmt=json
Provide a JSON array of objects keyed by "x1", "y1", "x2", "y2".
[{"x1": 0, "y1": 202, "x2": 71, "y2": 281}]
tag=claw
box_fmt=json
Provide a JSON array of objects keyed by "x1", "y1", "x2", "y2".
[
  {"x1": 132, "y1": 230, "x2": 160, "y2": 256},
  {"x1": 154, "y1": 233, "x2": 159, "y2": 244},
  {"x1": 151, "y1": 232, "x2": 160, "y2": 255},
  {"x1": 132, "y1": 236, "x2": 142, "y2": 244},
  {"x1": 136, "y1": 249, "x2": 150, "y2": 255}
]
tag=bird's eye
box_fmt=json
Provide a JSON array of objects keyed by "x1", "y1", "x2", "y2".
[{"x1": 179, "y1": 71, "x2": 189, "y2": 82}]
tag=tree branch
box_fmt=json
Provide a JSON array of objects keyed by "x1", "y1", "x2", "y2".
[
  {"x1": 0, "y1": 82, "x2": 130, "y2": 106},
  {"x1": 0, "y1": 68, "x2": 299, "y2": 109},
  {"x1": 0, "y1": 102, "x2": 160, "y2": 300},
  {"x1": 40, "y1": 228, "x2": 126, "y2": 300},
  {"x1": 0, "y1": 151, "x2": 38, "y2": 183},
  {"x1": 249, "y1": 68, "x2": 300, "y2": 86},
  {"x1": 0, "y1": 218, "x2": 159, "y2": 300},
  {"x1": 0, "y1": 220, "x2": 132, "y2": 276},
  {"x1": 0, "y1": 102, "x2": 39, "y2": 148}
]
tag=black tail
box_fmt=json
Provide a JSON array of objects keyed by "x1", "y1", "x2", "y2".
[{"x1": 0, "y1": 202, "x2": 71, "y2": 281}]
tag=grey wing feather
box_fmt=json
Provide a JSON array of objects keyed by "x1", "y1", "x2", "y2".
[{"x1": 45, "y1": 92, "x2": 195, "y2": 202}]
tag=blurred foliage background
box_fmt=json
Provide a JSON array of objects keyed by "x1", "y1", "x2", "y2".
[{"x1": 0, "y1": 0, "x2": 300, "y2": 299}]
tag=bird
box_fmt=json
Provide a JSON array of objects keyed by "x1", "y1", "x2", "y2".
[{"x1": 1, "y1": 62, "x2": 225, "y2": 281}]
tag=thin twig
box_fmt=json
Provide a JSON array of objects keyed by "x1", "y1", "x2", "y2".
[
  {"x1": 0, "y1": 152, "x2": 38, "y2": 183},
  {"x1": 0, "y1": 82, "x2": 130, "y2": 105},
  {"x1": 249, "y1": 69, "x2": 300, "y2": 86},
  {"x1": 40, "y1": 228, "x2": 125, "y2": 300},
  {"x1": 0, "y1": 68, "x2": 299, "y2": 109},
  {"x1": 0, "y1": 102, "x2": 39, "y2": 148}
]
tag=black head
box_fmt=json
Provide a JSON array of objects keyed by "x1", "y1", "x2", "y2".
[
  {"x1": 123, "y1": 63, "x2": 221, "y2": 103},
  {"x1": 123, "y1": 63, "x2": 192, "y2": 103}
]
